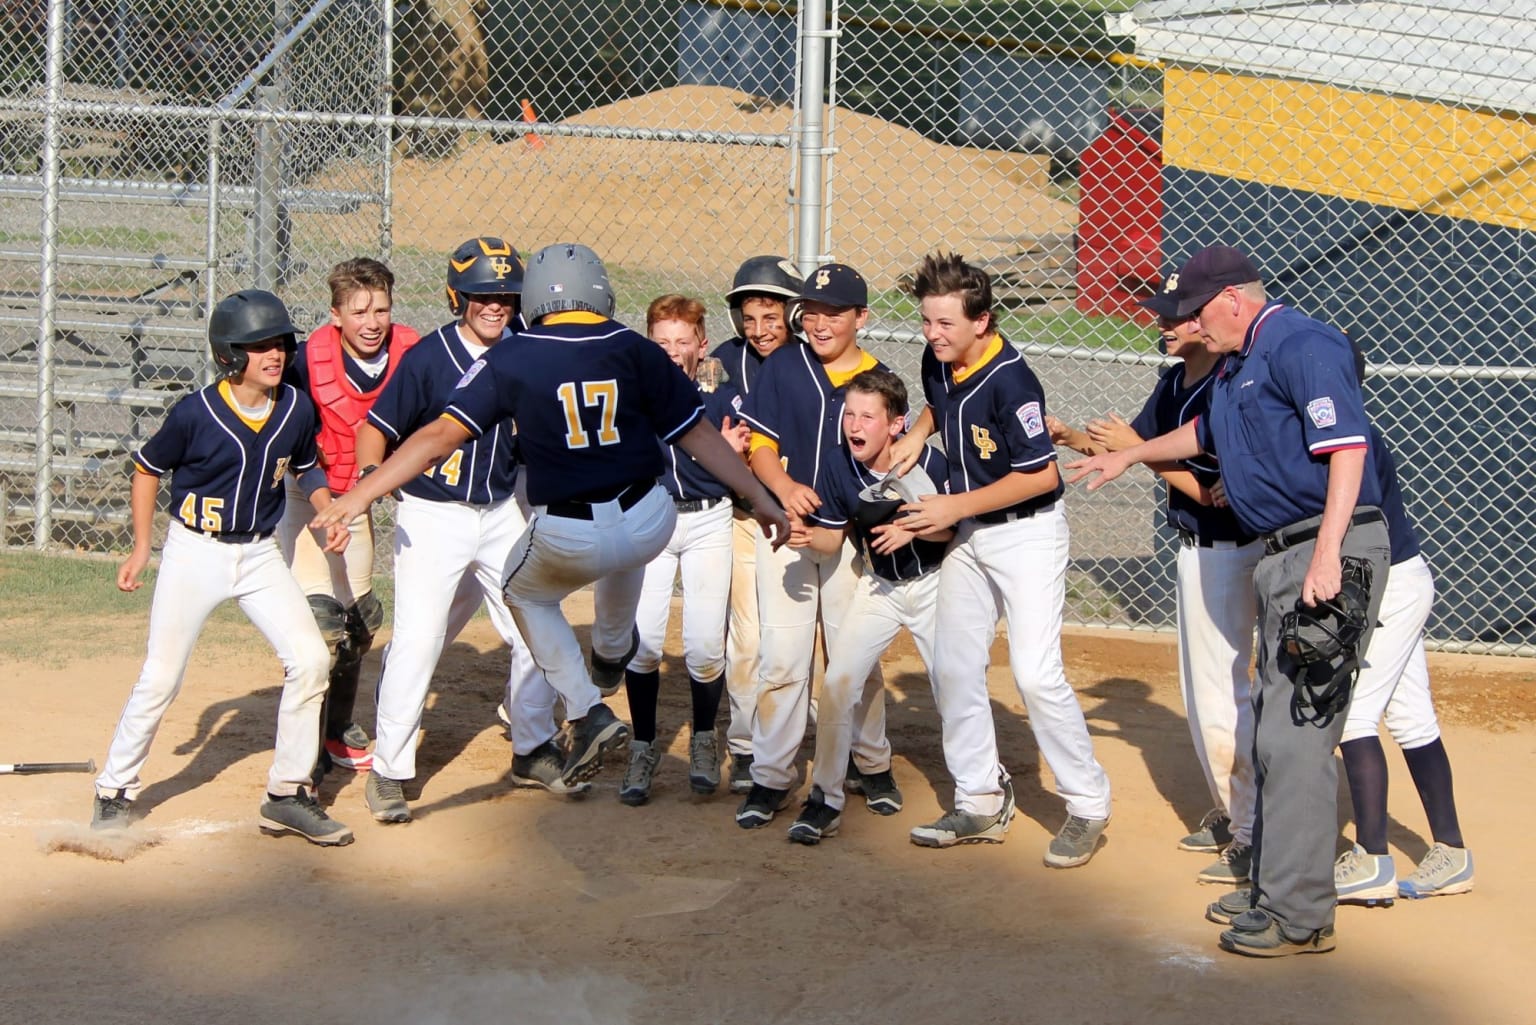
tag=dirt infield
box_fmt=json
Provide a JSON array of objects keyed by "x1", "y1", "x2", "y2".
[{"x1": 2, "y1": 590, "x2": 1533, "y2": 1025}]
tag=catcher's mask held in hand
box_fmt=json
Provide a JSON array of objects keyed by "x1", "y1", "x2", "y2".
[
  {"x1": 853, "y1": 464, "x2": 937, "y2": 533},
  {"x1": 1280, "y1": 555, "x2": 1374, "y2": 725}
]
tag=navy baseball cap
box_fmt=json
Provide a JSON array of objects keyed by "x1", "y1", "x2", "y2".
[
  {"x1": 800, "y1": 262, "x2": 868, "y2": 308},
  {"x1": 1173, "y1": 245, "x2": 1262, "y2": 318},
  {"x1": 1137, "y1": 273, "x2": 1185, "y2": 319}
]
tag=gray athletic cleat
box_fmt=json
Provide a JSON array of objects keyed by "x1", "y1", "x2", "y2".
[
  {"x1": 1219, "y1": 909, "x2": 1335, "y2": 957},
  {"x1": 259, "y1": 788, "x2": 355, "y2": 846},
  {"x1": 1398, "y1": 842, "x2": 1474, "y2": 899},
  {"x1": 590, "y1": 627, "x2": 640, "y2": 697},
  {"x1": 619, "y1": 740, "x2": 660, "y2": 806},
  {"x1": 688, "y1": 728, "x2": 721, "y2": 794},
  {"x1": 728, "y1": 752, "x2": 755, "y2": 794},
  {"x1": 1044, "y1": 815, "x2": 1109, "y2": 868},
  {"x1": 510, "y1": 738, "x2": 591, "y2": 796},
  {"x1": 1334, "y1": 843, "x2": 1396, "y2": 906},
  {"x1": 365, "y1": 770, "x2": 412, "y2": 824},
  {"x1": 1179, "y1": 808, "x2": 1232, "y2": 853},
  {"x1": 1205, "y1": 887, "x2": 1256, "y2": 925},
  {"x1": 1198, "y1": 841, "x2": 1253, "y2": 884},
  {"x1": 91, "y1": 790, "x2": 133, "y2": 831},
  {"x1": 561, "y1": 703, "x2": 631, "y2": 786}
]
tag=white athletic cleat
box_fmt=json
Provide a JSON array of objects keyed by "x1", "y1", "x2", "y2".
[
  {"x1": 1335, "y1": 843, "x2": 1396, "y2": 906},
  {"x1": 1398, "y1": 842, "x2": 1474, "y2": 899}
]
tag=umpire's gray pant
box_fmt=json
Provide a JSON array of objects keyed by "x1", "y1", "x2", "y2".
[{"x1": 1250, "y1": 516, "x2": 1391, "y2": 937}]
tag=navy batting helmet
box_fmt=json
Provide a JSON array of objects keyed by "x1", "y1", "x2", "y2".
[
  {"x1": 522, "y1": 243, "x2": 616, "y2": 323},
  {"x1": 445, "y1": 236, "x2": 525, "y2": 316},
  {"x1": 208, "y1": 289, "x2": 299, "y2": 378},
  {"x1": 726, "y1": 255, "x2": 804, "y2": 337}
]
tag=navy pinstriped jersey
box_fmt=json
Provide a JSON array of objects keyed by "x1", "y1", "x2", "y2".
[
  {"x1": 658, "y1": 383, "x2": 743, "y2": 502},
  {"x1": 919, "y1": 338, "x2": 1062, "y2": 515},
  {"x1": 443, "y1": 318, "x2": 704, "y2": 506},
  {"x1": 811, "y1": 443, "x2": 952, "y2": 582},
  {"x1": 1130, "y1": 361, "x2": 1254, "y2": 544},
  {"x1": 133, "y1": 381, "x2": 322, "y2": 537},
  {"x1": 709, "y1": 336, "x2": 766, "y2": 394},
  {"x1": 739, "y1": 342, "x2": 886, "y2": 497},
  {"x1": 366, "y1": 322, "x2": 519, "y2": 505}
]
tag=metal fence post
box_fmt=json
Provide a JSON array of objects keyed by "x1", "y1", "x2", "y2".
[
  {"x1": 253, "y1": 85, "x2": 283, "y2": 292},
  {"x1": 794, "y1": 0, "x2": 830, "y2": 274},
  {"x1": 381, "y1": 0, "x2": 395, "y2": 262},
  {"x1": 33, "y1": 0, "x2": 68, "y2": 550}
]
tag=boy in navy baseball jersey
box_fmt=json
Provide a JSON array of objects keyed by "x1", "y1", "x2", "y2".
[
  {"x1": 734, "y1": 261, "x2": 897, "y2": 828},
  {"x1": 710, "y1": 255, "x2": 804, "y2": 792},
  {"x1": 617, "y1": 294, "x2": 749, "y2": 805},
  {"x1": 278, "y1": 257, "x2": 421, "y2": 776},
  {"x1": 890, "y1": 251, "x2": 1111, "y2": 866},
  {"x1": 785, "y1": 368, "x2": 953, "y2": 844},
  {"x1": 318, "y1": 244, "x2": 788, "y2": 790},
  {"x1": 344, "y1": 237, "x2": 564, "y2": 824},
  {"x1": 1050, "y1": 275, "x2": 1261, "y2": 885},
  {"x1": 93, "y1": 289, "x2": 353, "y2": 846}
]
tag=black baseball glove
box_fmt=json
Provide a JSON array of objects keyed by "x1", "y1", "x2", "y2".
[{"x1": 1279, "y1": 555, "x2": 1374, "y2": 724}]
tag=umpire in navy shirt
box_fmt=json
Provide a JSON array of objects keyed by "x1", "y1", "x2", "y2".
[{"x1": 1067, "y1": 245, "x2": 1392, "y2": 957}]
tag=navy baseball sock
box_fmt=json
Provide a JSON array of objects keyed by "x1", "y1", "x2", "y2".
[
  {"x1": 1402, "y1": 738, "x2": 1464, "y2": 848},
  {"x1": 624, "y1": 668, "x2": 660, "y2": 744},
  {"x1": 1341, "y1": 736, "x2": 1390, "y2": 854},
  {"x1": 690, "y1": 672, "x2": 726, "y2": 734}
]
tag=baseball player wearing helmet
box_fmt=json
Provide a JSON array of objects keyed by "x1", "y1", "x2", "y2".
[
  {"x1": 711, "y1": 255, "x2": 805, "y2": 792},
  {"x1": 734, "y1": 262, "x2": 897, "y2": 829},
  {"x1": 890, "y1": 252, "x2": 1111, "y2": 867},
  {"x1": 1069, "y1": 244, "x2": 1391, "y2": 957},
  {"x1": 1333, "y1": 434, "x2": 1473, "y2": 902},
  {"x1": 341, "y1": 237, "x2": 567, "y2": 824},
  {"x1": 617, "y1": 294, "x2": 749, "y2": 805},
  {"x1": 785, "y1": 368, "x2": 953, "y2": 844},
  {"x1": 276, "y1": 258, "x2": 421, "y2": 777},
  {"x1": 1051, "y1": 275, "x2": 1263, "y2": 886},
  {"x1": 92, "y1": 289, "x2": 353, "y2": 846},
  {"x1": 318, "y1": 243, "x2": 788, "y2": 790}
]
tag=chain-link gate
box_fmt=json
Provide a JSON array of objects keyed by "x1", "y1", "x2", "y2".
[{"x1": 2, "y1": 0, "x2": 1532, "y2": 654}]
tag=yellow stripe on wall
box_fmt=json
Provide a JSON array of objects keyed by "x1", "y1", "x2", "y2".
[{"x1": 1164, "y1": 69, "x2": 1536, "y2": 232}]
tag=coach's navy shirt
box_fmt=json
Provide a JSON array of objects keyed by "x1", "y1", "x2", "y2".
[{"x1": 1195, "y1": 303, "x2": 1380, "y2": 536}]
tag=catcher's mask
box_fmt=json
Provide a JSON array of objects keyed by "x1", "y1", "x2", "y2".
[{"x1": 1279, "y1": 556, "x2": 1374, "y2": 725}]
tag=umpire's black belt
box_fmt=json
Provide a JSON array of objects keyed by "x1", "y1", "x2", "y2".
[
  {"x1": 546, "y1": 480, "x2": 653, "y2": 521},
  {"x1": 207, "y1": 529, "x2": 274, "y2": 545},
  {"x1": 1263, "y1": 507, "x2": 1383, "y2": 556},
  {"x1": 674, "y1": 495, "x2": 728, "y2": 514},
  {"x1": 976, "y1": 500, "x2": 1054, "y2": 526}
]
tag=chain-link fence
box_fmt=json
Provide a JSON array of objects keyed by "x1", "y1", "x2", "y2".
[{"x1": 3, "y1": 0, "x2": 1532, "y2": 654}]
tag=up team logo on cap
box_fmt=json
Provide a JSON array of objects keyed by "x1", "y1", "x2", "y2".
[
  {"x1": 1306, "y1": 396, "x2": 1338, "y2": 428},
  {"x1": 798, "y1": 262, "x2": 869, "y2": 308},
  {"x1": 488, "y1": 255, "x2": 518, "y2": 280},
  {"x1": 1016, "y1": 401, "x2": 1045, "y2": 438}
]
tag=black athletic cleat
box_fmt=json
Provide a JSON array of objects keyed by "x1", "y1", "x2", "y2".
[
  {"x1": 91, "y1": 790, "x2": 133, "y2": 831},
  {"x1": 590, "y1": 627, "x2": 640, "y2": 697},
  {"x1": 787, "y1": 787, "x2": 842, "y2": 845},
  {"x1": 561, "y1": 703, "x2": 630, "y2": 786},
  {"x1": 735, "y1": 782, "x2": 792, "y2": 829},
  {"x1": 511, "y1": 738, "x2": 591, "y2": 796}
]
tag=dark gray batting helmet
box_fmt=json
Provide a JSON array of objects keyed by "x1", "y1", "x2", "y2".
[{"x1": 208, "y1": 289, "x2": 300, "y2": 378}]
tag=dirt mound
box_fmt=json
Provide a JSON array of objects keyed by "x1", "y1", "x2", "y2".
[{"x1": 387, "y1": 85, "x2": 1073, "y2": 287}]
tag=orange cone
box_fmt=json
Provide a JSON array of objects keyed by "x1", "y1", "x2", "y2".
[{"x1": 521, "y1": 99, "x2": 545, "y2": 151}]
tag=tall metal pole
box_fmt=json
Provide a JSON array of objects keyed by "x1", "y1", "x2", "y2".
[
  {"x1": 794, "y1": 0, "x2": 831, "y2": 274},
  {"x1": 380, "y1": 0, "x2": 395, "y2": 261},
  {"x1": 34, "y1": 0, "x2": 68, "y2": 548}
]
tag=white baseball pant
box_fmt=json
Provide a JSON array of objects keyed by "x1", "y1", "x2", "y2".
[
  {"x1": 373, "y1": 492, "x2": 550, "y2": 779},
  {"x1": 750, "y1": 531, "x2": 888, "y2": 791},
  {"x1": 276, "y1": 480, "x2": 375, "y2": 602},
  {"x1": 503, "y1": 484, "x2": 676, "y2": 715},
  {"x1": 630, "y1": 498, "x2": 733, "y2": 679},
  {"x1": 931, "y1": 506, "x2": 1111, "y2": 820},
  {"x1": 1175, "y1": 537, "x2": 1262, "y2": 845},
  {"x1": 812, "y1": 569, "x2": 939, "y2": 811},
  {"x1": 96, "y1": 521, "x2": 330, "y2": 799},
  {"x1": 1342, "y1": 554, "x2": 1441, "y2": 748},
  {"x1": 724, "y1": 510, "x2": 762, "y2": 756}
]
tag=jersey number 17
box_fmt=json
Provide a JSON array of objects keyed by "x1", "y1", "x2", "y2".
[{"x1": 557, "y1": 379, "x2": 621, "y2": 450}]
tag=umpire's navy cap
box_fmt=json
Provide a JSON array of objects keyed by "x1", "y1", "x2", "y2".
[
  {"x1": 1137, "y1": 273, "x2": 1185, "y2": 319},
  {"x1": 800, "y1": 262, "x2": 869, "y2": 308},
  {"x1": 1173, "y1": 245, "x2": 1262, "y2": 318}
]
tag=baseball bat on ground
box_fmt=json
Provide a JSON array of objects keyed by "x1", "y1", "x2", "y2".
[{"x1": 0, "y1": 759, "x2": 96, "y2": 775}]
